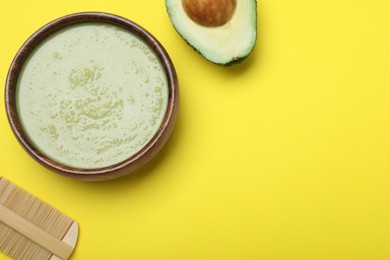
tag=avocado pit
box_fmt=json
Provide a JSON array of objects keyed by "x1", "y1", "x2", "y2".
[{"x1": 182, "y1": 0, "x2": 237, "y2": 27}]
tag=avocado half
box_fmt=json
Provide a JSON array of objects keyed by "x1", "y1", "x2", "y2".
[{"x1": 165, "y1": 0, "x2": 257, "y2": 65}]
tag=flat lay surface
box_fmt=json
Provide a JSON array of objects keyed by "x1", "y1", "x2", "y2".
[{"x1": 1, "y1": 0, "x2": 390, "y2": 259}]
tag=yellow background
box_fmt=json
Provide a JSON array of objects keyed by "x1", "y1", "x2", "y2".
[{"x1": 1, "y1": 0, "x2": 390, "y2": 259}]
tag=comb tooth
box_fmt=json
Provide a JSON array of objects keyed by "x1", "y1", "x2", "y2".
[
  {"x1": 31, "y1": 244, "x2": 52, "y2": 260},
  {"x1": 51, "y1": 211, "x2": 72, "y2": 238},
  {"x1": 26, "y1": 243, "x2": 49, "y2": 260},
  {"x1": 21, "y1": 243, "x2": 36, "y2": 260},
  {"x1": 26, "y1": 243, "x2": 47, "y2": 260},
  {"x1": 0, "y1": 179, "x2": 8, "y2": 198},
  {"x1": 13, "y1": 239, "x2": 30, "y2": 259},
  {"x1": 8, "y1": 232, "x2": 25, "y2": 258},
  {"x1": 21, "y1": 242, "x2": 37, "y2": 260},
  {"x1": 0, "y1": 178, "x2": 9, "y2": 194},
  {"x1": 21, "y1": 241, "x2": 48, "y2": 260},
  {"x1": 53, "y1": 216, "x2": 72, "y2": 238},
  {"x1": 30, "y1": 200, "x2": 45, "y2": 225},
  {"x1": 42, "y1": 206, "x2": 55, "y2": 231},
  {"x1": 0, "y1": 223, "x2": 9, "y2": 245},
  {"x1": 45, "y1": 209, "x2": 59, "y2": 235},
  {"x1": 14, "y1": 188, "x2": 33, "y2": 215},
  {"x1": 0, "y1": 225, "x2": 14, "y2": 255},
  {"x1": 0, "y1": 180, "x2": 15, "y2": 204},
  {"x1": 50, "y1": 213, "x2": 61, "y2": 237},
  {"x1": 0, "y1": 227, "x2": 14, "y2": 256},
  {"x1": 0, "y1": 178, "x2": 77, "y2": 259},
  {"x1": 7, "y1": 231, "x2": 21, "y2": 257},
  {"x1": 10, "y1": 183, "x2": 34, "y2": 216},
  {"x1": 23, "y1": 241, "x2": 39, "y2": 260},
  {"x1": 39, "y1": 204, "x2": 54, "y2": 232}
]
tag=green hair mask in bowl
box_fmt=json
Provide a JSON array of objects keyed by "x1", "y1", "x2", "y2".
[{"x1": 6, "y1": 13, "x2": 179, "y2": 181}]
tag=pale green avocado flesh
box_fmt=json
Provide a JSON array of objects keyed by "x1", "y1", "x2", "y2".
[{"x1": 165, "y1": 0, "x2": 257, "y2": 65}]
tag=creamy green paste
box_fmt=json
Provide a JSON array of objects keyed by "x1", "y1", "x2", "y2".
[{"x1": 16, "y1": 23, "x2": 168, "y2": 169}]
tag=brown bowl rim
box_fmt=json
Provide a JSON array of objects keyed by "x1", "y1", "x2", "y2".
[{"x1": 5, "y1": 12, "x2": 179, "y2": 181}]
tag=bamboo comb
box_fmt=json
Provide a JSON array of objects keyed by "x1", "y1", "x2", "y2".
[{"x1": 0, "y1": 177, "x2": 78, "y2": 259}]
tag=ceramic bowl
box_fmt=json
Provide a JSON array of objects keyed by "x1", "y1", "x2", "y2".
[{"x1": 5, "y1": 12, "x2": 179, "y2": 181}]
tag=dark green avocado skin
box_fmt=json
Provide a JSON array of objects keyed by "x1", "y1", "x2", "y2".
[{"x1": 165, "y1": 0, "x2": 257, "y2": 66}]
